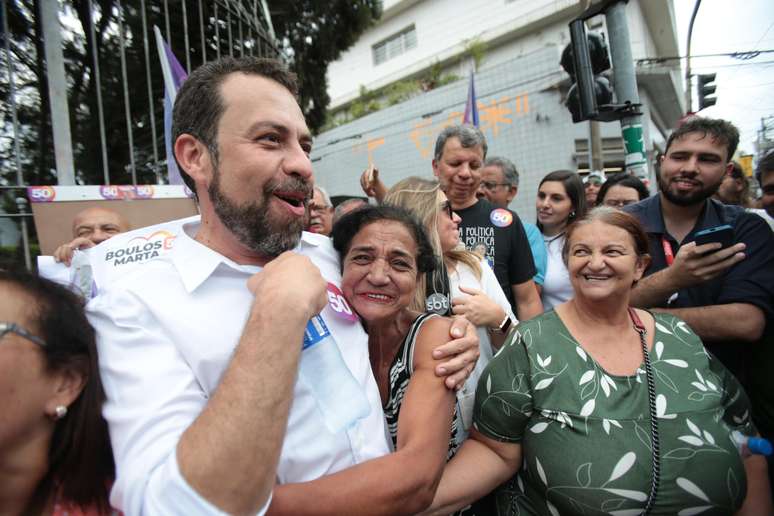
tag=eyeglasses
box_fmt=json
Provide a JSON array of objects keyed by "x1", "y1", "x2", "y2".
[
  {"x1": 603, "y1": 199, "x2": 637, "y2": 208},
  {"x1": 308, "y1": 202, "x2": 332, "y2": 212},
  {"x1": 440, "y1": 200, "x2": 454, "y2": 219},
  {"x1": 0, "y1": 322, "x2": 46, "y2": 347},
  {"x1": 480, "y1": 181, "x2": 510, "y2": 191}
]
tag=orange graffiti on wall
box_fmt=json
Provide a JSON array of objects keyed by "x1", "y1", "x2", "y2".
[
  {"x1": 479, "y1": 97, "x2": 512, "y2": 137},
  {"x1": 347, "y1": 92, "x2": 531, "y2": 160},
  {"x1": 352, "y1": 137, "x2": 386, "y2": 163},
  {"x1": 409, "y1": 119, "x2": 435, "y2": 159}
]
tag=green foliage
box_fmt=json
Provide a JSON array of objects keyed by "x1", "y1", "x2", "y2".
[
  {"x1": 0, "y1": 244, "x2": 40, "y2": 272},
  {"x1": 273, "y1": 1, "x2": 383, "y2": 133},
  {"x1": 348, "y1": 86, "x2": 382, "y2": 119},
  {"x1": 0, "y1": 0, "x2": 382, "y2": 189},
  {"x1": 420, "y1": 61, "x2": 459, "y2": 92},
  {"x1": 464, "y1": 37, "x2": 487, "y2": 71},
  {"x1": 386, "y1": 80, "x2": 419, "y2": 106},
  {"x1": 327, "y1": 63, "x2": 459, "y2": 129}
]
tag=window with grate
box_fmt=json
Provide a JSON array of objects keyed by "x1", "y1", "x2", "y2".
[{"x1": 372, "y1": 25, "x2": 417, "y2": 65}]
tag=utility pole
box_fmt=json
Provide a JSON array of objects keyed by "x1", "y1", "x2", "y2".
[
  {"x1": 685, "y1": 0, "x2": 703, "y2": 113},
  {"x1": 605, "y1": 2, "x2": 647, "y2": 181},
  {"x1": 589, "y1": 120, "x2": 604, "y2": 171}
]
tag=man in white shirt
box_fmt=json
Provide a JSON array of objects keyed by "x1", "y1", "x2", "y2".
[{"x1": 88, "y1": 57, "x2": 478, "y2": 515}]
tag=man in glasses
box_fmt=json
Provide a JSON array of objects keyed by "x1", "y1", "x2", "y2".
[
  {"x1": 477, "y1": 157, "x2": 518, "y2": 208},
  {"x1": 477, "y1": 156, "x2": 547, "y2": 293},
  {"x1": 306, "y1": 185, "x2": 334, "y2": 236}
]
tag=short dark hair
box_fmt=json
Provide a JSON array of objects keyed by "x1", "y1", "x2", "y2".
[
  {"x1": 666, "y1": 117, "x2": 740, "y2": 162},
  {"x1": 333, "y1": 197, "x2": 368, "y2": 224},
  {"x1": 484, "y1": 156, "x2": 519, "y2": 187},
  {"x1": 172, "y1": 57, "x2": 299, "y2": 193},
  {"x1": 331, "y1": 204, "x2": 437, "y2": 275},
  {"x1": 729, "y1": 161, "x2": 744, "y2": 179},
  {"x1": 562, "y1": 206, "x2": 650, "y2": 265},
  {"x1": 756, "y1": 149, "x2": 774, "y2": 183},
  {"x1": 596, "y1": 173, "x2": 650, "y2": 206},
  {"x1": 433, "y1": 124, "x2": 488, "y2": 162},
  {"x1": 536, "y1": 170, "x2": 587, "y2": 232},
  {"x1": 0, "y1": 271, "x2": 113, "y2": 512}
]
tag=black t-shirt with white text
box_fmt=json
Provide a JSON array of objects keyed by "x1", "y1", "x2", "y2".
[{"x1": 456, "y1": 198, "x2": 536, "y2": 312}]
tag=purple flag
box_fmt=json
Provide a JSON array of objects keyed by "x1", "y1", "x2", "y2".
[
  {"x1": 462, "y1": 72, "x2": 479, "y2": 127},
  {"x1": 154, "y1": 27, "x2": 188, "y2": 185}
]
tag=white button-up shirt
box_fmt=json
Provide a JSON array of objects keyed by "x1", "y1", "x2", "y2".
[{"x1": 87, "y1": 219, "x2": 391, "y2": 515}]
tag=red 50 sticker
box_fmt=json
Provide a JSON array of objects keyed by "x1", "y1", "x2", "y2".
[
  {"x1": 490, "y1": 208, "x2": 513, "y2": 227},
  {"x1": 100, "y1": 185, "x2": 122, "y2": 200},
  {"x1": 135, "y1": 185, "x2": 155, "y2": 198},
  {"x1": 28, "y1": 186, "x2": 56, "y2": 202},
  {"x1": 326, "y1": 282, "x2": 358, "y2": 323}
]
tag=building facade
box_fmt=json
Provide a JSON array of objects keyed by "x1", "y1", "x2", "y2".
[{"x1": 311, "y1": 0, "x2": 684, "y2": 220}]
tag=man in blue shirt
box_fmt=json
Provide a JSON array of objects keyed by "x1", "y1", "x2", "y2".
[{"x1": 625, "y1": 118, "x2": 774, "y2": 482}]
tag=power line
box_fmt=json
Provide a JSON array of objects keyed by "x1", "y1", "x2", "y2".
[
  {"x1": 752, "y1": 21, "x2": 774, "y2": 51},
  {"x1": 688, "y1": 59, "x2": 774, "y2": 69},
  {"x1": 637, "y1": 49, "x2": 774, "y2": 65}
]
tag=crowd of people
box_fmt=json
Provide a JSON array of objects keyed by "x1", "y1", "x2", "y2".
[{"x1": 4, "y1": 54, "x2": 773, "y2": 515}]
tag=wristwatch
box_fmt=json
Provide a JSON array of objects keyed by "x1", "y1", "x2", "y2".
[{"x1": 490, "y1": 313, "x2": 514, "y2": 334}]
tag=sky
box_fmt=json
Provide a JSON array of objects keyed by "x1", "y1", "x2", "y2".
[{"x1": 673, "y1": 0, "x2": 774, "y2": 156}]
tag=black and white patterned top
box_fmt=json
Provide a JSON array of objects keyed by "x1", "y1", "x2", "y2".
[{"x1": 383, "y1": 312, "x2": 463, "y2": 460}]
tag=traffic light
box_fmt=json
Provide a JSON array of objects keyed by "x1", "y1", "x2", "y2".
[
  {"x1": 697, "y1": 73, "x2": 717, "y2": 110},
  {"x1": 560, "y1": 21, "x2": 614, "y2": 123}
]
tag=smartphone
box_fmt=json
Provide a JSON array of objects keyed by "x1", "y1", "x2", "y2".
[{"x1": 693, "y1": 224, "x2": 734, "y2": 249}]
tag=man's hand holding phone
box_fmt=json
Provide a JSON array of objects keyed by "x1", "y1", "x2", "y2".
[{"x1": 669, "y1": 238, "x2": 746, "y2": 289}]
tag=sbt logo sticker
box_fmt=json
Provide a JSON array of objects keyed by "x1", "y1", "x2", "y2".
[
  {"x1": 490, "y1": 208, "x2": 513, "y2": 227},
  {"x1": 28, "y1": 186, "x2": 56, "y2": 202}
]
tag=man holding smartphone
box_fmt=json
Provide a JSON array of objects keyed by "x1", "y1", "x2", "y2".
[{"x1": 624, "y1": 117, "x2": 774, "y2": 489}]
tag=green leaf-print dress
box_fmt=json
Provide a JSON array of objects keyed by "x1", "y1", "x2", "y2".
[{"x1": 474, "y1": 310, "x2": 755, "y2": 515}]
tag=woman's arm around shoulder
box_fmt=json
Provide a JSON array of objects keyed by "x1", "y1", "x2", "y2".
[{"x1": 422, "y1": 430, "x2": 522, "y2": 515}]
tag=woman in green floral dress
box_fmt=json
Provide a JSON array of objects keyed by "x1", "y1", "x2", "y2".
[{"x1": 424, "y1": 208, "x2": 772, "y2": 515}]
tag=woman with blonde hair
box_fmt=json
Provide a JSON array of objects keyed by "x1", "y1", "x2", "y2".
[{"x1": 385, "y1": 176, "x2": 516, "y2": 441}]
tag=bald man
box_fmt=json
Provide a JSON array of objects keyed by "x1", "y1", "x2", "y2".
[{"x1": 53, "y1": 207, "x2": 131, "y2": 265}]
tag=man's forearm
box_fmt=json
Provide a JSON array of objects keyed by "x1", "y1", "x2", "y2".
[
  {"x1": 654, "y1": 303, "x2": 765, "y2": 343},
  {"x1": 630, "y1": 268, "x2": 678, "y2": 308},
  {"x1": 512, "y1": 282, "x2": 542, "y2": 321},
  {"x1": 177, "y1": 306, "x2": 305, "y2": 514}
]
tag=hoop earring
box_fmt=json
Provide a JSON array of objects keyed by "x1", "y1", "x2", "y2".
[{"x1": 54, "y1": 405, "x2": 68, "y2": 420}]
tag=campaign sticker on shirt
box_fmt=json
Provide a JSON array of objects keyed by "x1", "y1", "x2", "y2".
[
  {"x1": 103, "y1": 230, "x2": 177, "y2": 267},
  {"x1": 326, "y1": 282, "x2": 358, "y2": 322},
  {"x1": 490, "y1": 208, "x2": 513, "y2": 228}
]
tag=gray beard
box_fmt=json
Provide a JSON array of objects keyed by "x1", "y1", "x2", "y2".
[{"x1": 208, "y1": 167, "x2": 308, "y2": 258}]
